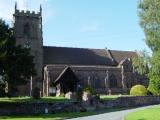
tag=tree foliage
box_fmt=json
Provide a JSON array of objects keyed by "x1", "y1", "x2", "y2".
[
  {"x1": 132, "y1": 50, "x2": 150, "y2": 75},
  {"x1": 139, "y1": 0, "x2": 160, "y2": 51},
  {"x1": 138, "y1": 0, "x2": 160, "y2": 95},
  {"x1": 0, "y1": 19, "x2": 35, "y2": 96}
]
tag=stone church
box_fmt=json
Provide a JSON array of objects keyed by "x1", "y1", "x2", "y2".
[{"x1": 13, "y1": 4, "x2": 147, "y2": 96}]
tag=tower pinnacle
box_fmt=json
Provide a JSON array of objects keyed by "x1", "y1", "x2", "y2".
[
  {"x1": 40, "y1": 5, "x2": 42, "y2": 15},
  {"x1": 15, "y1": 2, "x2": 17, "y2": 11}
]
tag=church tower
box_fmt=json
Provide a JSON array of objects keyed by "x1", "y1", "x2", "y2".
[{"x1": 13, "y1": 3, "x2": 43, "y2": 96}]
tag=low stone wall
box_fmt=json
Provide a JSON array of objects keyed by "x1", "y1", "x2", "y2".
[
  {"x1": 0, "y1": 96, "x2": 160, "y2": 115},
  {"x1": 102, "y1": 96, "x2": 160, "y2": 109},
  {"x1": 0, "y1": 102, "x2": 85, "y2": 115}
]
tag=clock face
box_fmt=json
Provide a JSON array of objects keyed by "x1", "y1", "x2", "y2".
[{"x1": 24, "y1": 39, "x2": 31, "y2": 48}]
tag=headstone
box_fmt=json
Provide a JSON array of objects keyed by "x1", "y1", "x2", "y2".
[
  {"x1": 82, "y1": 92, "x2": 91, "y2": 101},
  {"x1": 45, "y1": 108, "x2": 48, "y2": 114},
  {"x1": 65, "y1": 92, "x2": 76, "y2": 99}
]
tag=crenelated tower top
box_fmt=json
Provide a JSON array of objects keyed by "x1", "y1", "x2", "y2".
[{"x1": 14, "y1": 2, "x2": 42, "y2": 18}]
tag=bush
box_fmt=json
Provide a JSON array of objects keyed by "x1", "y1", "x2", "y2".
[
  {"x1": 32, "y1": 87, "x2": 41, "y2": 99},
  {"x1": 130, "y1": 85, "x2": 147, "y2": 96},
  {"x1": 83, "y1": 85, "x2": 95, "y2": 95}
]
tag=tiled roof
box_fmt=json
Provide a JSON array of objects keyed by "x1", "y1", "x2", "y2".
[
  {"x1": 43, "y1": 46, "x2": 137, "y2": 66},
  {"x1": 109, "y1": 50, "x2": 137, "y2": 64},
  {"x1": 43, "y1": 46, "x2": 116, "y2": 66}
]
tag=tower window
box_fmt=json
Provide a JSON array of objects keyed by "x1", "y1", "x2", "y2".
[{"x1": 23, "y1": 23, "x2": 30, "y2": 37}]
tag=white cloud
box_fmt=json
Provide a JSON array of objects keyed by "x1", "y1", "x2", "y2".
[
  {"x1": 80, "y1": 21, "x2": 99, "y2": 32},
  {"x1": 0, "y1": 0, "x2": 55, "y2": 25},
  {"x1": 0, "y1": 1, "x2": 14, "y2": 21},
  {"x1": 15, "y1": 0, "x2": 27, "y2": 10}
]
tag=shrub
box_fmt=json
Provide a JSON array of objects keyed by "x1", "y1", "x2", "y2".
[
  {"x1": 130, "y1": 85, "x2": 147, "y2": 96},
  {"x1": 83, "y1": 85, "x2": 95, "y2": 95},
  {"x1": 32, "y1": 87, "x2": 41, "y2": 99}
]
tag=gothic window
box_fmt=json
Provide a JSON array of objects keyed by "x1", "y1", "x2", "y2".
[
  {"x1": 94, "y1": 77, "x2": 100, "y2": 88},
  {"x1": 23, "y1": 23, "x2": 30, "y2": 37},
  {"x1": 109, "y1": 74, "x2": 117, "y2": 88}
]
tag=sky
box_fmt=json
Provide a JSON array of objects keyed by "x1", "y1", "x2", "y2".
[{"x1": 0, "y1": 0, "x2": 150, "y2": 52}]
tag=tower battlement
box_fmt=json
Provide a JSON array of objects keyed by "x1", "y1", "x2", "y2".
[
  {"x1": 14, "y1": 9, "x2": 41, "y2": 17},
  {"x1": 14, "y1": 2, "x2": 42, "y2": 17}
]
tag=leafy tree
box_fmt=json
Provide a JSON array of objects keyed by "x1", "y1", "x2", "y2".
[
  {"x1": 138, "y1": 0, "x2": 160, "y2": 51},
  {"x1": 148, "y1": 51, "x2": 160, "y2": 95},
  {"x1": 0, "y1": 19, "x2": 35, "y2": 96},
  {"x1": 132, "y1": 50, "x2": 150, "y2": 75},
  {"x1": 138, "y1": 0, "x2": 160, "y2": 95}
]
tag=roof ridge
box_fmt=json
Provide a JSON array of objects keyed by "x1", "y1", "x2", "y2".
[
  {"x1": 43, "y1": 46, "x2": 106, "y2": 51},
  {"x1": 106, "y1": 49, "x2": 113, "y2": 59},
  {"x1": 110, "y1": 49, "x2": 136, "y2": 53}
]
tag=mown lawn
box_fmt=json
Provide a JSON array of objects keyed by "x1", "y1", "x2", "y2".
[
  {"x1": 124, "y1": 105, "x2": 160, "y2": 120},
  {"x1": 0, "y1": 96, "x2": 71, "y2": 103},
  {"x1": 0, "y1": 95, "x2": 123, "y2": 103},
  {"x1": 100, "y1": 95, "x2": 129, "y2": 100},
  {"x1": 100, "y1": 95, "x2": 119, "y2": 100}
]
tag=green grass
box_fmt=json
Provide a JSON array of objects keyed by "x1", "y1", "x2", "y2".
[
  {"x1": 0, "y1": 95, "x2": 128, "y2": 103},
  {"x1": 100, "y1": 95, "x2": 130, "y2": 100},
  {"x1": 0, "y1": 96, "x2": 72, "y2": 103},
  {"x1": 124, "y1": 105, "x2": 160, "y2": 120}
]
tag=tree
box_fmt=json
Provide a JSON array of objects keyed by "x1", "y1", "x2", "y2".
[
  {"x1": 139, "y1": 0, "x2": 160, "y2": 51},
  {"x1": 138, "y1": 0, "x2": 160, "y2": 95},
  {"x1": 132, "y1": 50, "x2": 150, "y2": 75},
  {"x1": 0, "y1": 19, "x2": 35, "y2": 96}
]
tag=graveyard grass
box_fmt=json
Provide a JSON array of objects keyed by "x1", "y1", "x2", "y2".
[
  {"x1": 0, "y1": 96, "x2": 70, "y2": 103},
  {"x1": 0, "y1": 95, "x2": 120, "y2": 103},
  {"x1": 124, "y1": 105, "x2": 160, "y2": 120}
]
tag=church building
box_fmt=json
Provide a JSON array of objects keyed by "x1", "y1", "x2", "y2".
[{"x1": 13, "y1": 4, "x2": 147, "y2": 96}]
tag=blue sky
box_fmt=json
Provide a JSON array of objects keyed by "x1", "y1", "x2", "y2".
[{"x1": 0, "y1": 0, "x2": 150, "y2": 52}]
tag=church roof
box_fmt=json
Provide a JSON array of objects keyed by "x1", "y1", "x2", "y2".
[
  {"x1": 109, "y1": 50, "x2": 137, "y2": 64},
  {"x1": 54, "y1": 67, "x2": 79, "y2": 84},
  {"x1": 43, "y1": 46, "x2": 137, "y2": 66}
]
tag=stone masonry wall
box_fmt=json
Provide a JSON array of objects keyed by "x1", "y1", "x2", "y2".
[{"x1": 0, "y1": 96, "x2": 160, "y2": 115}]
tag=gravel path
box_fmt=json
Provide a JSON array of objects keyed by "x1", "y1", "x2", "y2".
[{"x1": 69, "y1": 105, "x2": 159, "y2": 120}]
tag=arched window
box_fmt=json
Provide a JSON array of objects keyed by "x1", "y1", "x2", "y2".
[
  {"x1": 23, "y1": 23, "x2": 30, "y2": 37},
  {"x1": 109, "y1": 74, "x2": 117, "y2": 88}
]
